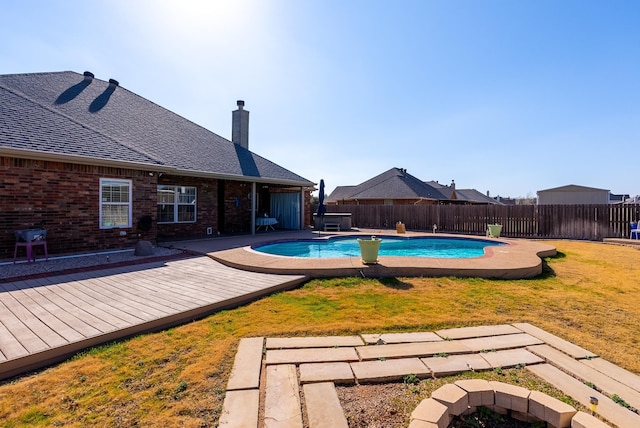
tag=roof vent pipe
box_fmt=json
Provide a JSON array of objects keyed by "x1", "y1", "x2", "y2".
[
  {"x1": 108, "y1": 79, "x2": 119, "y2": 89},
  {"x1": 83, "y1": 71, "x2": 94, "y2": 82},
  {"x1": 451, "y1": 180, "x2": 456, "y2": 189}
]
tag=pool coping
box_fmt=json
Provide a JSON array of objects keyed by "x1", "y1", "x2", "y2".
[{"x1": 208, "y1": 232, "x2": 557, "y2": 279}]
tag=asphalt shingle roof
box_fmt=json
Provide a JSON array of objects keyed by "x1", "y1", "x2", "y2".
[
  {"x1": 327, "y1": 168, "x2": 447, "y2": 202},
  {"x1": 0, "y1": 71, "x2": 312, "y2": 185}
]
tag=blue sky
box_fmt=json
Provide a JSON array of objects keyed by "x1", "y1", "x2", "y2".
[{"x1": 2, "y1": 0, "x2": 639, "y2": 198}]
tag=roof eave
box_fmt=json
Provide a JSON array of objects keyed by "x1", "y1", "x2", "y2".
[
  {"x1": 171, "y1": 168, "x2": 314, "y2": 187},
  {"x1": 0, "y1": 147, "x2": 172, "y2": 172},
  {"x1": 1, "y1": 147, "x2": 313, "y2": 186}
]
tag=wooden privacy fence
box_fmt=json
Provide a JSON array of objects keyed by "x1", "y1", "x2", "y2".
[{"x1": 321, "y1": 204, "x2": 640, "y2": 241}]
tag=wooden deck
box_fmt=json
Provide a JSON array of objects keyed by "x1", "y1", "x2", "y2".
[{"x1": 0, "y1": 255, "x2": 306, "y2": 380}]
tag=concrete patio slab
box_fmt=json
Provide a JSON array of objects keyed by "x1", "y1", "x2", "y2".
[
  {"x1": 302, "y1": 382, "x2": 349, "y2": 428},
  {"x1": 421, "y1": 353, "x2": 492, "y2": 376},
  {"x1": 581, "y1": 357, "x2": 640, "y2": 393},
  {"x1": 514, "y1": 323, "x2": 597, "y2": 359},
  {"x1": 266, "y1": 335, "x2": 363, "y2": 349},
  {"x1": 264, "y1": 364, "x2": 303, "y2": 428},
  {"x1": 479, "y1": 348, "x2": 544, "y2": 369},
  {"x1": 356, "y1": 340, "x2": 471, "y2": 360},
  {"x1": 350, "y1": 358, "x2": 431, "y2": 383},
  {"x1": 218, "y1": 389, "x2": 259, "y2": 428},
  {"x1": 265, "y1": 347, "x2": 359, "y2": 365},
  {"x1": 528, "y1": 344, "x2": 640, "y2": 411},
  {"x1": 571, "y1": 411, "x2": 613, "y2": 428},
  {"x1": 299, "y1": 362, "x2": 354, "y2": 384},
  {"x1": 226, "y1": 337, "x2": 264, "y2": 391},
  {"x1": 435, "y1": 324, "x2": 522, "y2": 340},
  {"x1": 459, "y1": 333, "x2": 543, "y2": 352},
  {"x1": 361, "y1": 332, "x2": 443, "y2": 345}
]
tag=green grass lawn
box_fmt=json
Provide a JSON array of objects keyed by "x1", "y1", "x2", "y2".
[{"x1": 0, "y1": 240, "x2": 639, "y2": 427}]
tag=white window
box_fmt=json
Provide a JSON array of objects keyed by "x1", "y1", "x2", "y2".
[
  {"x1": 100, "y1": 178, "x2": 132, "y2": 228},
  {"x1": 157, "y1": 185, "x2": 197, "y2": 223}
]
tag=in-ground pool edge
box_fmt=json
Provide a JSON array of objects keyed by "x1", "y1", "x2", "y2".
[{"x1": 207, "y1": 233, "x2": 556, "y2": 280}]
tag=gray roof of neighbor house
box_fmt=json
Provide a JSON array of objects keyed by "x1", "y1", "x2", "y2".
[
  {"x1": 537, "y1": 184, "x2": 609, "y2": 193},
  {"x1": 426, "y1": 181, "x2": 502, "y2": 205},
  {"x1": 0, "y1": 71, "x2": 312, "y2": 186},
  {"x1": 326, "y1": 168, "x2": 447, "y2": 202}
]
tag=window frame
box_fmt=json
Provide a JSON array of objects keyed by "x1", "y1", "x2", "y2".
[
  {"x1": 99, "y1": 178, "x2": 132, "y2": 229},
  {"x1": 157, "y1": 185, "x2": 197, "y2": 224}
]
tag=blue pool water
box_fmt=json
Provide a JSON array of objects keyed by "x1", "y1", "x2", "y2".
[{"x1": 253, "y1": 236, "x2": 505, "y2": 259}]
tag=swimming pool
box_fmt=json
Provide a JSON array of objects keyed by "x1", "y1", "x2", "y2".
[{"x1": 252, "y1": 235, "x2": 505, "y2": 259}]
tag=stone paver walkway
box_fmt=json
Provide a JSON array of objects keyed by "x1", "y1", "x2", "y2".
[{"x1": 219, "y1": 323, "x2": 640, "y2": 427}]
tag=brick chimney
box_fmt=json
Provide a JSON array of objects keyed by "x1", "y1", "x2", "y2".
[{"x1": 232, "y1": 100, "x2": 249, "y2": 149}]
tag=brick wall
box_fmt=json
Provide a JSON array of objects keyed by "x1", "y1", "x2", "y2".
[
  {"x1": 156, "y1": 174, "x2": 219, "y2": 240},
  {"x1": 0, "y1": 156, "x2": 157, "y2": 260},
  {"x1": 1, "y1": 156, "x2": 312, "y2": 260}
]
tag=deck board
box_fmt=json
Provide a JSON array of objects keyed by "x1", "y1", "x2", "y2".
[
  {"x1": 0, "y1": 283, "x2": 81, "y2": 344},
  {"x1": 0, "y1": 255, "x2": 306, "y2": 380}
]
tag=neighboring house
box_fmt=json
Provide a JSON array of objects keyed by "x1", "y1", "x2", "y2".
[
  {"x1": 426, "y1": 180, "x2": 503, "y2": 205},
  {"x1": 326, "y1": 168, "x2": 446, "y2": 205},
  {"x1": 537, "y1": 185, "x2": 610, "y2": 205},
  {"x1": 325, "y1": 168, "x2": 500, "y2": 205},
  {"x1": 0, "y1": 71, "x2": 313, "y2": 259}
]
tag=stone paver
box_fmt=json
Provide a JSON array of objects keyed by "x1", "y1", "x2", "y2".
[
  {"x1": 571, "y1": 411, "x2": 612, "y2": 428},
  {"x1": 454, "y1": 379, "x2": 494, "y2": 407},
  {"x1": 408, "y1": 420, "x2": 439, "y2": 428},
  {"x1": 527, "y1": 363, "x2": 640, "y2": 428},
  {"x1": 218, "y1": 389, "x2": 259, "y2": 428},
  {"x1": 226, "y1": 337, "x2": 264, "y2": 391},
  {"x1": 421, "y1": 353, "x2": 491, "y2": 376},
  {"x1": 581, "y1": 357, "x2": 640, "y2": 393},
  {"x1": 411, "y1": 398, "x2": 450, "y2": 428},
  {"x1": 265, "y1": 347, "x2": 359, "y2": 365},
  {"x1": 351, "y1": 358, "x2": 431, "y2": 383},
  {"x1": 528, "y1": 344, "x2": 640, "y2": 411},
  {"x1": 436, "y1": 324, "x2": 522, "y2": 340},
  {"x1": 489, "y1": 381, "x2": 530, "y2": 413},
  {"x1": 479, "y1": 348, "x2": 544, "y2": 369},
  {"x1": 361, "y1": 332, "x2": 443, "y2": 345},
  {"x1": 302, "y1": 382, "x2": 349, "y2": 428},
  {"x1": 264, "y1": 364, "x2": 303, "y2": 428},
  {"x1": 356, "y1": 340, "x2": 470, "y2": 360},
  {"x1": 529, "y1": 390, "x2": 577, "y2": 428},
  {"x1": 266, "y1": 335, "x2": 363, "y2": 349},
  {"x1": 514, "y1": 323, "x2": 597, "y2": 359},
  {"x1": 299, "y1": 362, "x2": 354, "y2": 384},
  {"x1": 431, "y1": 383, "x2": 469, "y2": 416},
  {"x1": 459, "y1": 333, "x2": 543, "y2": 352}
]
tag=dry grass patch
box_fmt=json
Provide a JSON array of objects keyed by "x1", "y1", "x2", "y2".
[{"x1": 0, "y1": 240, "x2": 639, "y2": 426}]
